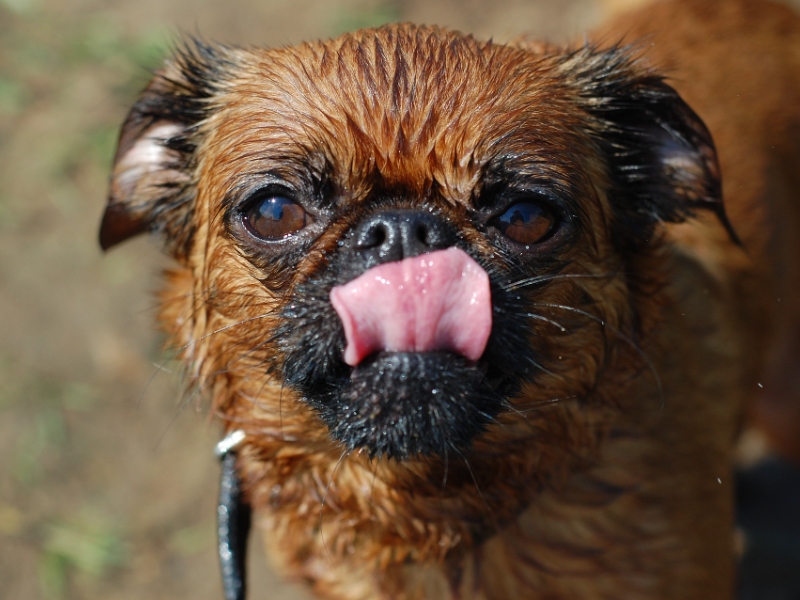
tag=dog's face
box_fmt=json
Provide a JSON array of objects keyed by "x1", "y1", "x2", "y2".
[{"x1": 102, "y1": 25, "x2": 730, "y2": 570}]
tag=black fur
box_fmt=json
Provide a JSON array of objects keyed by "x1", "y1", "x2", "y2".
[
  {"x1": 560, "y1": 45, "x2": 738, "y2": 251},
  {"x1": 273, "y1": 221, "x2": 548, "y2": 460}
]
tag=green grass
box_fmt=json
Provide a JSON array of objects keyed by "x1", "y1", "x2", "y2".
[
  {"x1": 39, "y1": 519, "x2": 127, "y2": 599},
  {"x1": 329, "y1": 1, "x2": 401, "y2": 36}
]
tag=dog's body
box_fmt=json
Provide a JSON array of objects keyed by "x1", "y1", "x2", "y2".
[{"x1": 101, "y1": 0, "x2": 800, "y2": 598}]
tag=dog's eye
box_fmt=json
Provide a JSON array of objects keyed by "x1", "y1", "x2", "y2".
[
  {"x1": 493, "y1": 201, "x2": 557, "y2": 245},
  {"x1": 241, "y1": 195, "x2": 313, "y2": 240}
]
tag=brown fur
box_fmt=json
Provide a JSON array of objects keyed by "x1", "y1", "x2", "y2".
[
  {"x1": 602, "y1": 0, "x2": 800, "y2": 469},
  {"x1": 102, "y1": 0, "x2": 800, "y2": 598}
]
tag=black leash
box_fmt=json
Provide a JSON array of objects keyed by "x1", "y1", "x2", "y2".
[{"x1": 215, "y1": 430, "x2": 251, "y2": 600}]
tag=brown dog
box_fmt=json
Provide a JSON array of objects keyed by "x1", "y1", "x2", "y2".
[{"x1": 100, "y1": 0, "x2": 800, "y2": 598}]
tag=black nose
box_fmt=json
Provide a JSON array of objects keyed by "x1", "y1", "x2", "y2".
[{"x1": 351, "y1": 210, "x2": 456, "y2": 266}]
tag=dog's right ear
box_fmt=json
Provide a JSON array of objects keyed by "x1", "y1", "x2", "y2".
[{"x1": 100, "y1": 41, "x2": 229, "y2": 257}]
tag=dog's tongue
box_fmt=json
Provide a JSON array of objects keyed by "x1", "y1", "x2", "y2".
[{"x1": 330, "y1": 247, "x2": 492, "y2": 366}]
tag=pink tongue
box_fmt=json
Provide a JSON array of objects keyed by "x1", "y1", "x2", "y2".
[{"x1": 329, "y1": 247, "x2": 492, "y2": 366}]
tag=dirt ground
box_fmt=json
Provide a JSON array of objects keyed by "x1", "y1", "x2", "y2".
[{"x1": 0, "y1": 0, "x2": 798, "y2": 599}]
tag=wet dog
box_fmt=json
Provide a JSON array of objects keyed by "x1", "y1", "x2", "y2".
[{"x1": 101, "y1": 0, "x2": 800, "y2": 597}]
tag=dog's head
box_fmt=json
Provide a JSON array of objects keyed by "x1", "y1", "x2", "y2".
[{"x1": 102, "y1": 24, "x2": 732, "y2": 566}]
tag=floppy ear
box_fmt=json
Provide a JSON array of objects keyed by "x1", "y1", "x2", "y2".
[
  {"x1": 100, "y1": 41, "x2": 230, "y2": 257},
  {"x1": 561, "y1": 45, "x2": 739, "y2": 251}
]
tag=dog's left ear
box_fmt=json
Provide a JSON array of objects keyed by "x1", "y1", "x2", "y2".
[
  {"x1": 100, "y1": 40, "x2": 230, "y2": 258},
  {"x1": 561, "y1": 46, "x2": 739, "y2": 251}
]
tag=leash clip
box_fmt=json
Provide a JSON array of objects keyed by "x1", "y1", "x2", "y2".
[{"x1": 216, "y1": 429, "x2": 247, "y2": 458}]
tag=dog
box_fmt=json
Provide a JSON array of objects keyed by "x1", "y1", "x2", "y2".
[{"x1": 100, "y1": 0, "x2": 800, "y2": 597}]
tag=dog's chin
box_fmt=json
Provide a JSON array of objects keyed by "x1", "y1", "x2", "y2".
[
  {"x1": 277, "y1": 268, "x2": 534, "y2": 461},
  {"x1": 309, "y1": 351, "x2": 505, "y2": 461}
]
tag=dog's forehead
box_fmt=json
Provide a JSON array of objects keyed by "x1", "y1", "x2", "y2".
[{"x1": 200, "y1": 25, "x2": 585, "y2": 202}]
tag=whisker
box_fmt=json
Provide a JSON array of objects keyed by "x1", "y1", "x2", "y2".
[
  {"x1": 138, "y1": 351, "x2": 183, "y2": 410},
  {"x1": 170, "y1": 310, "x2": 278, "y2": 365},
  {"x1": 500, "y1": 399, "x2": 530, "y2": 423},
  {"x1": 240, "y1": 361, "x2": 289, "y2": 418},
  {"x1": 319, "y1": 448, "x2": 349, "y2": 560},
  {"x1": 138, "y1": 290, "x2": 215, "y2": 405},
  {"x1": 202, "y1": 336, "x2": 280, "y2": 382},
  {"x1": 513, "y1": 395, "x2": 579, "y2": 413},
  {"x1": 453, "y1": 447, "x2": 490, "y2": 514},
  {"x1": 523, "y1": 354, "x2": 562, "y2": 379},
  {"x1": 523, "y1": 312, "x2": 568, "y2": 332},
  {"x1": 146, "y1": 312, "x2": 276, "y2": 403},
  {"x1": 441, "y1": 443, "x2": 449, "y2": 490},
  {"x1": 137, "y1": 287, "x2": 267, "y2": 318},
  {"x1": 148, "y1": 310, "x2": 279, "y2": 407},
  {"x1": 195, "y1": 313, "x2": 274, "y2": 344},
  {"x1": 501, "y1": 271, "x2": 619, "y2": 292},
  {"x1": 532, "y1": 302, "x2": 664, "y2": 407},
  {"x1": 152, "y1": 380, "x2": 205, "y2": 450}
]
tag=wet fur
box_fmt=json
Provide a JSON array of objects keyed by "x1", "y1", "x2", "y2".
[{"x1": 102, "y1": 0, "x2": 800, "y2": 598}]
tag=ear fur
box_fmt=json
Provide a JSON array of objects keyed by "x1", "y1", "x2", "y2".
[
  {"x1": 100, "y1": 40, "x2": 232, "y2": 257},
  {"x1": 559, "y1": 45, "x2": 739, "y2": 250}
]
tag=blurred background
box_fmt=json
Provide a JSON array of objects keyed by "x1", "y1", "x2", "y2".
[{"x1": 0, "y1": 0, "x2": 798, "y2": 599}]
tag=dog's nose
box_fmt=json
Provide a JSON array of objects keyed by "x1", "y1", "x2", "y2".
[{"x1": 351, "y1": 210, "x2": 456, "y2": 265}]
